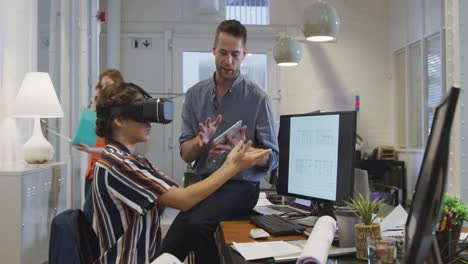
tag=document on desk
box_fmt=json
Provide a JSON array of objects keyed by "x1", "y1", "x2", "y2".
[
  {"x1": 272, "y1": 241, "x2": 356, "y2": 262},
  {"x1": 380, "y1": 204, "x2": 407, "y2": 232},
  {"x1": 460, "y1": 232, "x2": 468, "y2": 241},
  {"x1": 232, "y1": 241, "x2": 301, "y2": 261}
]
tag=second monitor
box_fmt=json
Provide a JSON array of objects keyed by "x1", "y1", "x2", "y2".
[{"x1": 277, "y1": 111, "x2": 356, "y2": 206}]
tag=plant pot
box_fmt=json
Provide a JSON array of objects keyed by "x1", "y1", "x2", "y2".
[
  {"x1": 435, "y1": 221, "x2": 464, "y2": 261},
  {"x1": 355, "y1": 223, "x2": 381, "y2": 260}
]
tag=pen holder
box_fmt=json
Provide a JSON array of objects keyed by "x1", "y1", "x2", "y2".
[{"x1": 435, "y1": 223, "x2": 463, "y2": 260}]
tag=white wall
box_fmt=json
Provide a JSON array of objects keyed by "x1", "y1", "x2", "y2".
[
  {"x1": 0, "y1": 0, "x2": 37, "y2": 166},
  {"x1": 280, "y1": 0, "x2": 391, "y2": 154},
  {"x1": 100, "y1": 0, "x2": 394, "y2": 185},
  {"x1": 389, "y1": 0, "x2": 442, "y2": 51},
  {"x1": 388, "y1": 0, "x2": 444, "y2": 201}
]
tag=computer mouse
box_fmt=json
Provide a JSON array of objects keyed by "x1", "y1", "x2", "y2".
[{"x1": 249, "y1": 228, "x2": 270, "y2": 239}]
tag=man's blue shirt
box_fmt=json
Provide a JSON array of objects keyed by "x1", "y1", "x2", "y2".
[{"x1": 179, "y1": 73, "x2": 279, "y2": 182}]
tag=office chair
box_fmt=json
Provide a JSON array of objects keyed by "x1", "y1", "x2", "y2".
[
  {"x1": 370, "y1": 183, "x2": 399, "y2": 206},
  {"x1": 182, "y1": 163, "x2": 202, "y2": 187}
]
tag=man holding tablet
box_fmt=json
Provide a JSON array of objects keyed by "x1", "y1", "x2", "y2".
[{"x1": 158, "y1": 20, "x2": 279, "y2": 263}]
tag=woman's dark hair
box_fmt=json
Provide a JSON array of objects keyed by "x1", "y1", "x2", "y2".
[{"x1": 95, "y1": 82, "x2": 144, "y2": 140}]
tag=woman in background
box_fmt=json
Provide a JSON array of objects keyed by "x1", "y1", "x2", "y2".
[
  {"x1": 93, "y1": 82, "x2": 271, "y2": 263},
  {"x1": 74, "y1": 68, "x2": 124, "y2": 223}
]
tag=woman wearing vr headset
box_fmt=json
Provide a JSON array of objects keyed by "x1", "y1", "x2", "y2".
[
  {"x1": 93, "y1": 82, "x2": 271, "y2": 263},
  {"x1": 74, "y1": 68, "x2": 124, "y2": 224}
]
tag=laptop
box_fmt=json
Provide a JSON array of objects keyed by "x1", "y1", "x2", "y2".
[{"x1": 254, "y1": 196, "x2": 311, "y2": 216}]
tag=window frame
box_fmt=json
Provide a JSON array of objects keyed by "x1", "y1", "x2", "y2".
[
  {"x1": 394, "y1": 31, "x2": 445, "y2": 150},
  {"x1": 225, "y1": 0, "x2": 270, "y2": 25}
]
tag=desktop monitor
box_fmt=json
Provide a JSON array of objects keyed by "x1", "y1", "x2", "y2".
[
  {"x1": 277, "y1": 111, "x2": 356, "y2": 207},
  {"x1": 404, "y1": 87, "x2": 460, "y2": 263}
]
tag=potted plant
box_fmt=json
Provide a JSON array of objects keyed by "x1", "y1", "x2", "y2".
[
  {"x1": 345, "y1": 193, "x2": 384, "y2": 260},
  {"x1": 436, "y1": 193, "x2": 468, "y2": 259}
]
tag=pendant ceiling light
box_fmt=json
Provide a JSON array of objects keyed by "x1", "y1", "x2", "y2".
[
  {"x1": 302, "y1": 0, "x2": 340, "y2": 42},
  {"x1": 273, "y1": 37, "x2": 302, "y2": 66}
]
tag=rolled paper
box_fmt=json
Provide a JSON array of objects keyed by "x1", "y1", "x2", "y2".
[{"x1": 296, "y1": 216, "x2": 337, "y2": 264}]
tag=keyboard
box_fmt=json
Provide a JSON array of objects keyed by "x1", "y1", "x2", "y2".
[{"x1": 250, "y1": 214, "x2": 306, "y2": 236}]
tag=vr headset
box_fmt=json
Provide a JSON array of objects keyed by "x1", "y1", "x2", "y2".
[{"x1": 96, "y1": 83, "x2": 173, "y2": 124}]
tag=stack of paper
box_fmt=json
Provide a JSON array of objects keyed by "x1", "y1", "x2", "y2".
[
  {"x1": 460, "y1": 232, "x2": 468, "y2": 241},
  {"x1": 231, "y1": 241, "x2": 302, "y2": 261},
  {"x1": 380, "y1": 205, "x2": 407, "y2": 237}
]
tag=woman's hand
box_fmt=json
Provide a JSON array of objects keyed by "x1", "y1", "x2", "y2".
[
  {"x1": 89, "y1": 91, "x2": 100, "y2": 112},
  {"x1": 223, "y1": 141, "x2": 272, "y2": 173},
  {"x1": 74, "y1": 143, "x2": 92, "y2": 153},
  {"x1": 73, "y1": 143, "x2": 103, "y2": 155}
]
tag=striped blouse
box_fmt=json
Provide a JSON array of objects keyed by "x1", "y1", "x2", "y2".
[{"x1": 93, "y1": 140, "x2": 178, "y2": 263}]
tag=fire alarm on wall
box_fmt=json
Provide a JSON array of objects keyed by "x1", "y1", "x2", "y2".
[{"x1": 96, "y1": 11, "x2": 106, "y2": 23}]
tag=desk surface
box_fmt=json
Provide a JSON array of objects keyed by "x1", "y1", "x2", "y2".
[
  {"x1": 218, "y1": 222, "x2": 468, "y2": 264},
  {"x1": 220, "y1": 221, "x2": 306, "y2": 244},
  {"x1": 216, "y1": 220, "x2": 360, "y2": 264}
]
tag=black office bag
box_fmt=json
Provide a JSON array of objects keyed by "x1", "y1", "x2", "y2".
[{"x1": 49, "y1": 209, "x2": 100, "y2": 264}]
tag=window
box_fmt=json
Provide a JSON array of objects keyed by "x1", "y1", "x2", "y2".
[
  {"x1": 394, "y1": 49, "x2": 406, "y2": 147},
  {"x1": 182, "y1": 52, "x2": 267, "y2": 93},
  {"x1": 225, "y1": 0, "x2": 270, "y2": 25},
  {"x1": 183, "y1": 52, "x2": 215, "y2": 93},
  {"x1": 394, "y1": 32, "x2": 443, "y2": 149},
  {"x1": 425, "y1": 34, "x2": 443, "y2": 136},
  {"x1": 408, "y1": 42, "x2": 423, "y2": 148}
]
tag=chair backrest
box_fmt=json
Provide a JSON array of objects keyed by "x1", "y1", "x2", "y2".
[
  {"x1": 354, "y1": 168, "x2": 370, "y2": 198},
  {"x1": 370, "y1": 183, "x2": 399, "y2": 206},
  {"x1": 49, "y1": 209, "x2": 99, "y2": 264}
]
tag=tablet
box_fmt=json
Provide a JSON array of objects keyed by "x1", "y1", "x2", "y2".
[{"x1": 212, "y1": 120, "x2": 242, "y2": 145}]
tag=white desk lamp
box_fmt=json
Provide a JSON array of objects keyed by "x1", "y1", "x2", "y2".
[{"x1": 14, "y1": 72, "x2": 64, "y2": 164}]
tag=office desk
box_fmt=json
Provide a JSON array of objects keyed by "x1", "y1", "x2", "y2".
[{"x1": 216, "y1": 220, "x2": 363, "y2": 264}]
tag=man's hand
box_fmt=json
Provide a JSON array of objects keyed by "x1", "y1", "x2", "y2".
[
  {"x1": 180, "y1": 115, "x2": 222, "y2": 163},
  {"x1": 208, "y1": 125, "x2": 247, "y2": 157},
  {"x1": 198, "y1": 115, "x2": 222, "y2": 147}
]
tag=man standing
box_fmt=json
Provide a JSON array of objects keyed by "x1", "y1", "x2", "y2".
[{"x1": 159, "y1": 20, "x2": 279, "y2": 263}]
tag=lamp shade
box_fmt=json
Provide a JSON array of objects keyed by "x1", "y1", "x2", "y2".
[
  {"x1": 302, "y1": 0, "x2": 340, "y2": 42},
  {"x1": 273, "y1": 37, "x2": 302, "y2": 66},
  {"x1": 14, "y1": 72, "x2": 64, "y2": 118}
]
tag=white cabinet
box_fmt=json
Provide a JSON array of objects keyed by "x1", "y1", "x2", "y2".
[{"x1": 0, "y1": 163, "x2": 67, "y2": 264}]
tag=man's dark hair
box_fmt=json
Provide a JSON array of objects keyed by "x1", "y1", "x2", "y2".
[{"x1": 215, "y1": 19, "x2": 247, "y2": 46}]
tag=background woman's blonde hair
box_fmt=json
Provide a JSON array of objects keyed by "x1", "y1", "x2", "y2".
[{"x1": 95, "y1": 68, "x2": 124, "y2": 91}]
